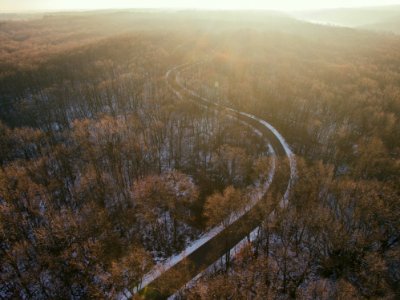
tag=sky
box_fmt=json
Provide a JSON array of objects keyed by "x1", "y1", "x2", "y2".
[{"x1": 1, "y1": 0, "x2": 400, "y2": 12}]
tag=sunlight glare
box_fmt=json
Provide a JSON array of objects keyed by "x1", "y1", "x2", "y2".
[{"x1": 1, "y1": 0, "x2": 400, "y2": 12}]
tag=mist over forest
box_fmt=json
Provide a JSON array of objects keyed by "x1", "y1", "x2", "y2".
[{"x1": 0, "y1": 6, "x2": 399, "y2": 300}]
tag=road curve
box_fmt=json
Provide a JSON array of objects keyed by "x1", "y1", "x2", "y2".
[{"x1": 127, "y1": 60, "x2": 296, "y2": 299}]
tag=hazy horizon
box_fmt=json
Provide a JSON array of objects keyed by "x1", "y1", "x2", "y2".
[{"x1": 2, "y1": 0, "x2": 400, "y2": 13}]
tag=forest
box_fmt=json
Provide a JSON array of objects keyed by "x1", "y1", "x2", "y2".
[{"x1": 0, "y1": 9, "x2": 399, "y2": 300}]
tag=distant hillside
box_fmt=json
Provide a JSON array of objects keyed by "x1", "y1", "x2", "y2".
[
  {"x1": 294, "y1": 6, "x2": 400, "y2": 34},
  {"x1": 362, "y1": 17, "x2": 400, "y2": 34}
]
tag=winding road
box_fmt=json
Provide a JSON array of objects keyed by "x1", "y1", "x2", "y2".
[{"x1": 123, "y1": 57, "x2": 297, "y2": 299}]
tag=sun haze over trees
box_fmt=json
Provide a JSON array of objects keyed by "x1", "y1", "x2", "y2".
[{"x1": 0, "y1": 7, "x2": 399, "y2": 299}]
